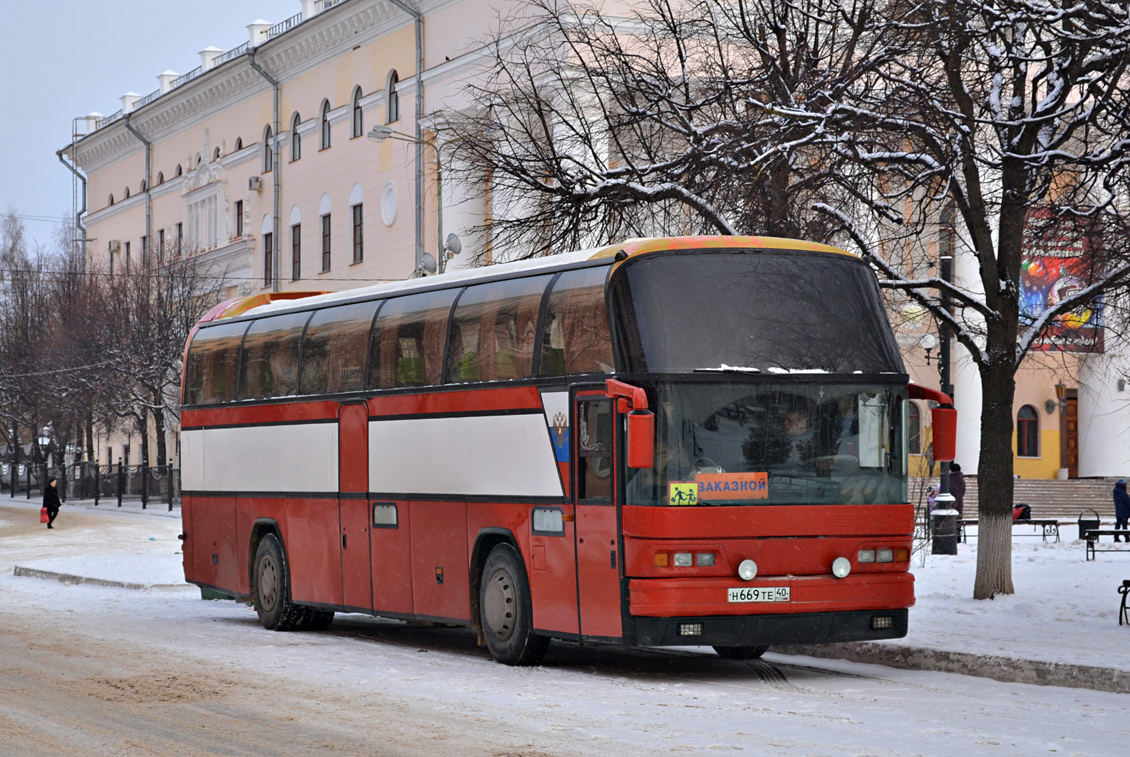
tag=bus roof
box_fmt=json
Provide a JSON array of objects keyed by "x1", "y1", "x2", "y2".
[{"x1": 201, "y1": 235, "x2": 855, "y2": 324}]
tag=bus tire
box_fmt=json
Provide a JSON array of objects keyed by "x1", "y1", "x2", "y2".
[
  {"x1": 480, "y1": 544, "x2": 548, "y2": 666},
  {"x1": 253, "y1": 533, "x2": 302, "y2": 631},
  {"x1": 713, "y1": 645, "x2": 768, "y2": 660}
]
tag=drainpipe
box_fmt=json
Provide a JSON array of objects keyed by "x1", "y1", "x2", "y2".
[
  {"x1": 122, "y1": 114, "x2": 152, "y2": 268},
  {"x1": 56, "y1": 147, "x2": 87, "y2": 272},
  {"x1": 249, "y1": 50, "x2": 281, "y2": 292},
  {"x1": 389, "y1": 0, "x2": 425, "y2": 276}
]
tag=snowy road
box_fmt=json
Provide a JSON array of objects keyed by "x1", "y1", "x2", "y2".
[{"x1": 2, "y1": 502, "x2": 1128, "y2": 755}]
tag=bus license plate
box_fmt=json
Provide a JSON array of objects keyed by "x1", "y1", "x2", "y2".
[{"x1": 728, "y1": 586, "x2": 789, "y2": 603}]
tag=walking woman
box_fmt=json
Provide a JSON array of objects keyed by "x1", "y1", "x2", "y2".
[{"x1": 43, "y1": 477, "x2": 61, "y2": 529}]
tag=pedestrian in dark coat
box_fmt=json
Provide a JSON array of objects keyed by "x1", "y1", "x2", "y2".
[
  {"x1": 949, "y1": 463, "x2": 967, "y2": 517},
  {"x1": 43, "y1": 478, "x2": 61, "y2": 529},
  {"x1": 1113, "y1": 479, "x2": 1130, "y2": 542}
]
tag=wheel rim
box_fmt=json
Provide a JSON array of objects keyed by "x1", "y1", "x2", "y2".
[
  {"x1": 482, "y1": 566, "x2": 516, "y2": 641},
  {"x1": 258, "y1": 554, "x2": 279, "y2": 612}
]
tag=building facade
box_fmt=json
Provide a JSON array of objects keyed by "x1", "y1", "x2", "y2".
[{"x1": 62, "y1": 0, "x2": 1127, "y2": 480}]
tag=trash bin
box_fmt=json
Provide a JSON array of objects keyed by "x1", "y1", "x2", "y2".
[
  {"x1": 1078, "y1": 508, "x2": 1100, "y2": 541},
  {"x1": 931, "y1": 492, "x2": 958, "y2": 555}
]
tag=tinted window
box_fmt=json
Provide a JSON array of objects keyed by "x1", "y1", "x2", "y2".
[
  {"x1": 539, "y1": 267, "x2": 613, "y2": 377},
  {"x1": 611, "y1": 250, "x2": 903, "y2": 374},
  {"x1": 184, "y1": 321, "x2": 249, "y2": 405},
  {"x1": 239, "y1": 312, "x2": 310, "y2": 400},
  {"x1": 300, "y1": 301, "x2": 380, "y2": 395},
  {"x1": 367, "y1": 289, "x2": 459, "y2": 388},
  {"x1": 447, "y1": 275, "x2": 551, "y2": 383}
]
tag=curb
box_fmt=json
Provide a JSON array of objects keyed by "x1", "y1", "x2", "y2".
[
  {"x1": 778, "y1": 642, "x2": 1130, "y2": 695},
  {"x1": 13, "y1": 565, "x2": 185, "y2": 592}
]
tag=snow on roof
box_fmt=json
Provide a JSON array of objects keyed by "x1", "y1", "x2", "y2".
[{"x1": 242, "y1": 248, "x2": 605, "y2": 318}]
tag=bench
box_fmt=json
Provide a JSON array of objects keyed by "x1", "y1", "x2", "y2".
[
  {"x1": 958, "y1": 518, "x2": 1060, "y2": 544},
  {"x1": 1084, "y1": 529, "x2": 1130, "y2": 560}
]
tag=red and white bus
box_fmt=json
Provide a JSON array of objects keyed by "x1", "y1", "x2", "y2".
[{"x1": 180, "y1": 236, "x2": 954, "y2": 665}]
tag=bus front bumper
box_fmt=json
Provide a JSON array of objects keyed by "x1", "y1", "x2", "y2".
[{"x1": 630, "y1": 608, "x2": 909, "y2": 647}]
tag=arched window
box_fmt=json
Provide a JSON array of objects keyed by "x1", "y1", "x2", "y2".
[
  {"x1": 124, "y1": 186, "x2": 131, "y2": 199},
  {"x1": 1017, "y1": 405, "x2": 1039, "y2": 457},
  {"x1": 140, "y1": 179, "x2": 148, "y2": 192},
  {"x1": 908, "y1": 402, "x2": 921, "y2": 455},
  {"x1": 108, "y1": 193, "x2": 115, "y2": 206},
  {"x1": 195, "y1": 152, "x2": 202, "y2": 167},
  {"x1": 156, "y1": 171, "x2": 164, "y2": 185},
  {"x1": 263, "y1": 126, "x2": 274, "y2": 172},
  {"x1": 351, "y1": 86, "x2": 364, "y2": 138},
  {"x1": 235, "y1": 137, "x2": 243, "y2": 151},
  {"x1": 291, "y1": 113, "x2": 302, "y2": 162},
  {"x1": 213, "y1": 147, "x2": 221, "y2": 161},
  {"x1": 320, "y1": 100, "x2": 332, "y2": 150},
  {"x1": 386, "y1": 70, "x2": 399, "y2": 123},
  {"x1": 175, "y1": 163, "x2": 183, "y2": 177}
]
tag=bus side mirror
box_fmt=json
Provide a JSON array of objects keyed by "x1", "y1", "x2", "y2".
[
  {"x1": 931, "y1": 405, "x2": 957, "y2": 462},
  {"x1": 626, "y1": 410, "x2": 655, "y2": 469}
]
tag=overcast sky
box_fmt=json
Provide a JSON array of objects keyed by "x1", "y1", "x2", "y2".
[{"x1": 0, "y1": 1, "x2": 290, "y2": 250}]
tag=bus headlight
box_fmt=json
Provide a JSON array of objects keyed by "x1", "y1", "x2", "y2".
[
  {"x1": 737, "y1": 559, "x2": 758, "y2": 581},
  {"x1": 832, "y1": 557, "x2": 852, "y2": 579}
]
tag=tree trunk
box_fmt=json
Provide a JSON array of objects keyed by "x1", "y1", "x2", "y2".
[
  {"x1": 973, "y1": 353, "x2": 1017, "y2": 599},
  {"x1": 153, "y1": 402, "x2": 167, "y2": 468},
  {"x1": 138, "y1": 410, "x2": 150, "y2": 468},
  {"x1": 84, "y1": 412, "x2": 94, "y2": 463}
]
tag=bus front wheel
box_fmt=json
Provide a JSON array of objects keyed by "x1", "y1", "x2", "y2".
[
  {"x1": 713, "y1": 645, "x2": 768, "y2": 660},
  {"x1": 480, "y1": 544, "x2": 549, "y2": 666},
  {"x1": 253, "y1": 533, "x2": 303, "y2": 631}
]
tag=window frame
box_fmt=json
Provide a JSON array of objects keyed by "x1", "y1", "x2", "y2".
[
  {"x1": 1016, "y1": 404, "x2": 1040, "y2": 458},
  {"x1": 320, "y1": 100, "x2": 332, "y2": 150},
  {"x1": 351, "y1": 86, "x2": 364, "y2": 138}
]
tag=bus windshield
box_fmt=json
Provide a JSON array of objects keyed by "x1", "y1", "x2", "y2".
[
  {"x1": 611, "y1": 248, "x2": 903, "y2": 374},
  {"x1": 624, "y1": 381, "x2": 908, "y2": 506}
]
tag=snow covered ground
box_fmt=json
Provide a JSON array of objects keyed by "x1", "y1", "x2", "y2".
[
  {"x1": 2, "y1": 495, "x2": 1129, "y2": 755},
  {"x1": 5, "y1": 496, "x2": 1129, "y2": 678}
]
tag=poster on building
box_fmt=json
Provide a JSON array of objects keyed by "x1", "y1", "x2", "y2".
[{"x1": 1020, "y1": 208, "x2": 1104, "y2": 353}]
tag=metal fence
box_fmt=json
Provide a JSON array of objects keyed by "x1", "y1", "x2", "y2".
[{"x1": 0, "y1": 461, "x2": 180, "y2": 510}]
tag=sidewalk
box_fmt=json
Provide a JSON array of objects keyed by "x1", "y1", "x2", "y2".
[{"x1": 5, "y1": 494, "x2": 1129, "y2": 693}]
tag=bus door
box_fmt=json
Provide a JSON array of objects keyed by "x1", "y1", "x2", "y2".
[
  {"x1": 573, "y1": 392, "x2": 623, "y2": 639},
  {"x1": 339, "y1": 402, "x2": 373, "y2": 612}
]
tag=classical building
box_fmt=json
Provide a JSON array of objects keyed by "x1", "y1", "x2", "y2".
[
  {"x1": 61, "y1": 0, "x2": 1126, "y2": 481},
  {"x1": 62, "y1": 0, "x2": 502, "y2": 465}
]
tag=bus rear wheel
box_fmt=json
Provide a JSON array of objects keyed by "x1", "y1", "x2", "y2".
[
  {"x1": 713, "y1": 645, "x2": 768, "y2": 660},
  {"x1": 480, "y1": 544, "x2": 548, "y2": 666},
  {"x1": 253, "y1": 533, "x2": 303, "y2": 631}
]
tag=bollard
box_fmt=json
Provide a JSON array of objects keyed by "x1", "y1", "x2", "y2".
[
  {"x1": 166, "y1": 463, "x2": 174, "y2": 511},
  {"x1": 117, "y1": 460, "x2": 124, "y2": 508},
  {"x1": 141, "y1": 465, "x2": 149, "y2": 510},
  {"x1": 931, "y1": 492, "x2": 959, "y2": 555},
  {"x1": 94, "y1": 463, "x2": 100, "y2": 506}
]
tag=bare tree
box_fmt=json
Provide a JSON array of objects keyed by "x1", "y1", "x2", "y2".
[
  {"x1": 441, "y1": 0, "x2": 1130, "y2": 598},
  {"x1": 443, "y1": 0, "x2": 880, "y2": 260},
  {"x1": 817, "y1": 0, "x2": 1130, "y2": 598},
  {"x1": 101, "y1": 243, "x2": 228, "y2": 468},
  {"x1": 0, "y1": 210, "x2": 55, "y2": 473}
]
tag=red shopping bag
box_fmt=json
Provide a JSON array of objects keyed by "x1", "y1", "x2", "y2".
[{"x1": 40, "y1": 507, "x2": 48, "y2": 523}]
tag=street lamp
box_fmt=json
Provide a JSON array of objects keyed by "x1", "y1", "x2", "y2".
[{"x1": 367, "y1": 125, "x2": 461, "y2": 276}]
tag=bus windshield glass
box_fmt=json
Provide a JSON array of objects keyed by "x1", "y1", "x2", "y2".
[
  {"x1": 624, "y1": 381, "x2": 908, "y2": 506},
  {"x1": 611, "y1": 249, "x2": 903, "y2": 374}
]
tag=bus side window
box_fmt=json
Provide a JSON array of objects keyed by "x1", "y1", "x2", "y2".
[
  {"x1": 540, "y1": 267, "x2": 612, "y2": 377},
  {"x1": 185, "y1": 321, "x2": 249, "y2": 405},
  {"x1": 372, "y1": 289, "x2": 459, "y2": 389},
  {"x1": 239, "y1": 312, "x2": 308, "y2": 400},
  {"x1": 300, "y1": 300, "x2": 378, "y2": 395},
  {"x1": 447, "y1": 275, "x2": 551, "y2": 384},
  {"x1": 577, "y1": 399, "x2": 612, "y2": 501}
]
